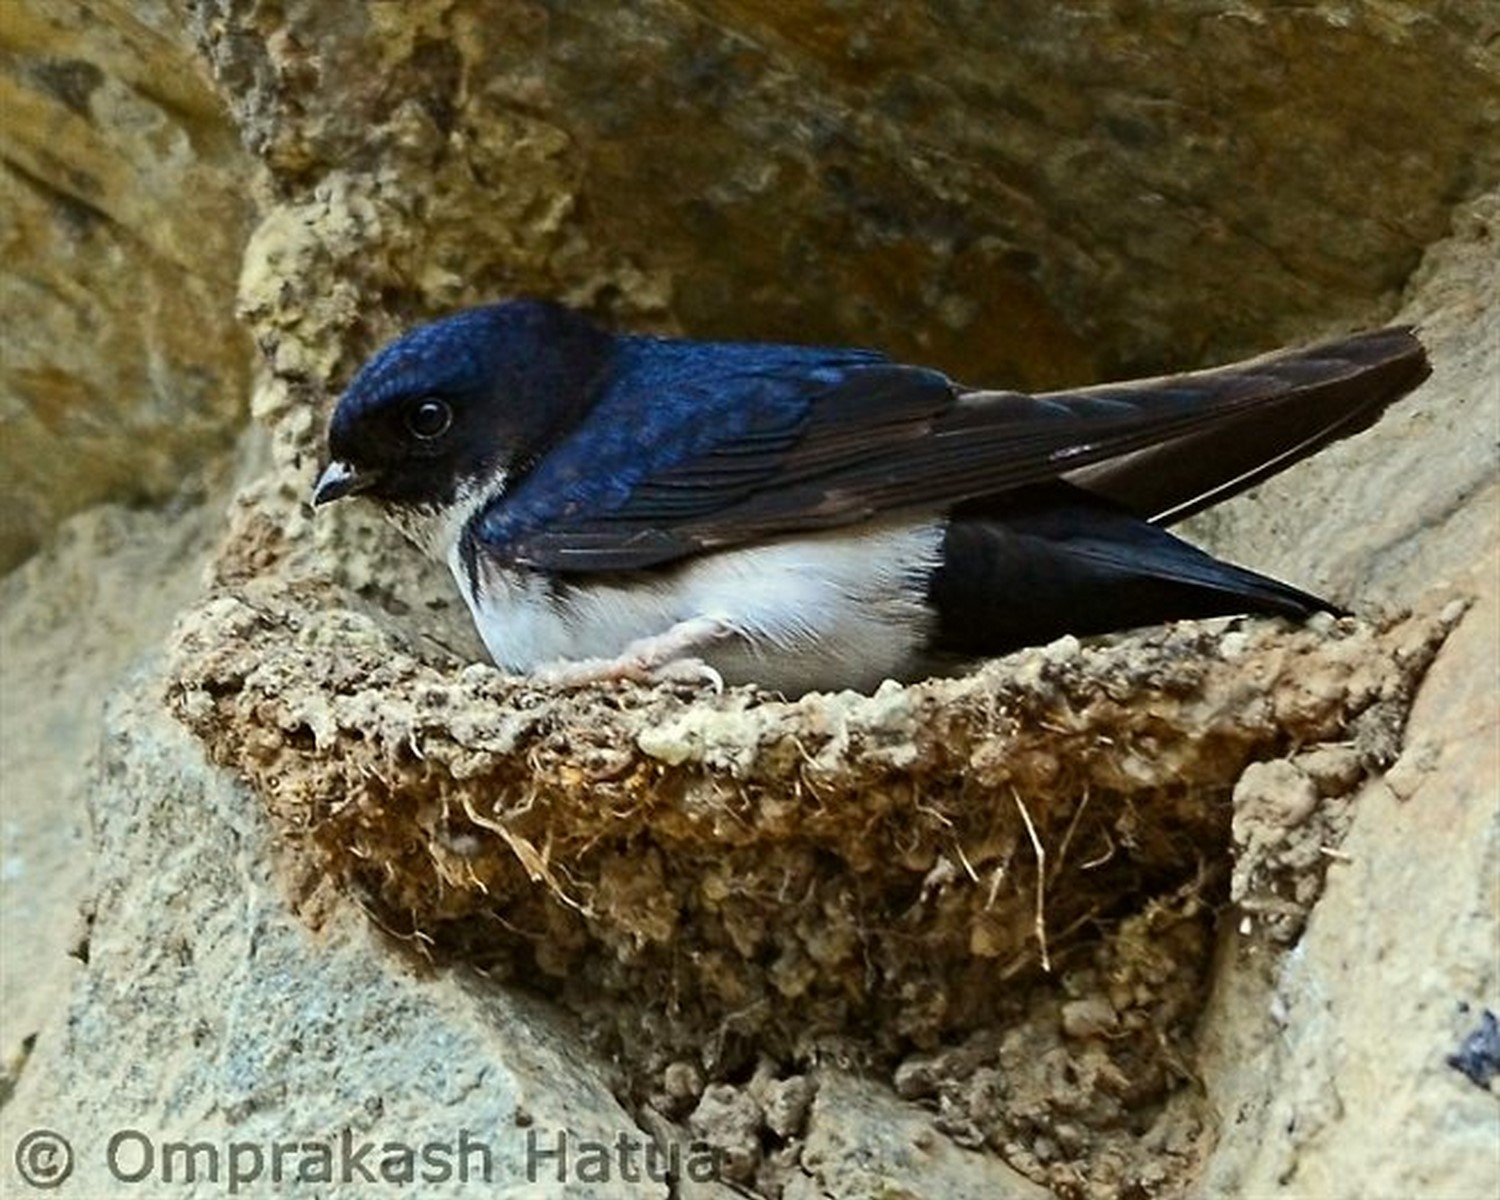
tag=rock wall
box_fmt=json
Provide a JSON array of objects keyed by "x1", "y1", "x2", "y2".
[
  {"x1": 0, "y1": 1, "x2": 255, "y2": 571},
  {"x1": 2, "y1": 4, "x2": 1497, "y2": 1199}
]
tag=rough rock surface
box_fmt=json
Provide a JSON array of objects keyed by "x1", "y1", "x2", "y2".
[
  {"x1": 1188, "y1": 193, "x2": 1500, "y2": 1199},
  {"x1": 1, "y1": 678, "x2": 673, "y2": 1199},
  {"x1": 0, "y1": 481, "x2": 227, "y2": 1079},
  {"x1": 2, "y1": 2, "x2": 1498, "y2": 1199},
  {"x1": 0, "y1": 0, "x2": 255, "y2": 571},
  {"x1": 183, "y1": 0, "x2": 1500, "y2": 380}
]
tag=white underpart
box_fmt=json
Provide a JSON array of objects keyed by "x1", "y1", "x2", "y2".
[
  {"x1": 383, "y1": 473, "x2": 945, "y2": 694},
  {"x1": 384, "y1": 475, "x2": 503, "y2": 563},
  {"x1": 458, "y1": 518, "x2": 946, "y2": 695}
]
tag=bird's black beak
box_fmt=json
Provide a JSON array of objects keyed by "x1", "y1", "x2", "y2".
[{"x1": 311, "y1": 460, "x2": 377, "y2": 507}]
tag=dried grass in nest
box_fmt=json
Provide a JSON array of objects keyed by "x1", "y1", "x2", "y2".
[{"x1": 166, "y1": 573, "x2": 1456, "y2": 1060}]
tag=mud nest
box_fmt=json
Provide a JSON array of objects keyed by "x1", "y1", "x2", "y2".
[{"x1": 167, "y1": 575, "x2": 1456, "y2": 1074}]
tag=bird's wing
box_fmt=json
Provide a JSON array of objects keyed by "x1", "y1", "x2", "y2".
[
  {"x1": 477, "y1": 328, "x2": 1428, "y2": 572},
  {"x1": 1059, "y1": 326, "x2": 1429, "y2": 525}
]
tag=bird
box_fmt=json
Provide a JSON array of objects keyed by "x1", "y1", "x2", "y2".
[{"x1": 312, "y1": 299, "x2": 1429, "y2": 695}]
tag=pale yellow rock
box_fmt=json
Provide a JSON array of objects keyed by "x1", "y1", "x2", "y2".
[
  {"x1": 1196, "y1": 191, "x2": 1500, "y2": 1200},
  {"x1": 0, "y1": 491, "x2": 224, "y2": 1080},
  {"x1": 789, "y1": 1070, "x2": 1051, "y2": 1200},
  {"x1": 0, "y1": 1, "x2": 254, "y2": 571}
]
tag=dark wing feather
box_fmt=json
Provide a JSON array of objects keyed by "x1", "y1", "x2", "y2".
[
  {"x1": 479, "y1": 327, "x2": 1428, "y2": 572},
  {"x1": 478, "y1": 344, "x2": 959, "y2": 570},
  {"x1": 1060, "y1": 326, "x2": 1430, "y2": 523},
  {"x1": 929, "y1": 484, "x2": 1335, "y2": 656}
]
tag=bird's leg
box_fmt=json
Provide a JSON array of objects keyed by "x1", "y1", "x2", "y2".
[{"x1": 530, "y1": 616, "x2": 734, "y2": 692}]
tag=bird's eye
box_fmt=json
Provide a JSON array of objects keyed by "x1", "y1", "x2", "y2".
[{"x1": 406, "y1": 399, "x2": 452, "y2": 440}]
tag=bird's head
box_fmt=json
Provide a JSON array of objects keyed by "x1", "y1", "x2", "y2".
[{"x1": 312, "y1": 299, "x2": 614, "y2": 551}]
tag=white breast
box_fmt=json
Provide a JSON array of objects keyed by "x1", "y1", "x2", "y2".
[{"x1": 451, "y1": 519, "x2": 947, "y2": 694}]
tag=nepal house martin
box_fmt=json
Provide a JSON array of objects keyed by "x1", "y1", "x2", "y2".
[{"x1": 313, "y1": 300, "x2": 1428, "y2": 695}]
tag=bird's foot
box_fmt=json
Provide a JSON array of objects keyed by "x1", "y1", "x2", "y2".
[
  {"x1": 530, "y1": 654, "x2": 724, "y2": 692},
  {"x1": 530, "y1": 618, "x2": 731, "y2": 693}
]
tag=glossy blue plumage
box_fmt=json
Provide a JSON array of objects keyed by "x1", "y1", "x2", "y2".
[{"x1": 476, "y1": 336, "x2": 903, "y2": 564}]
